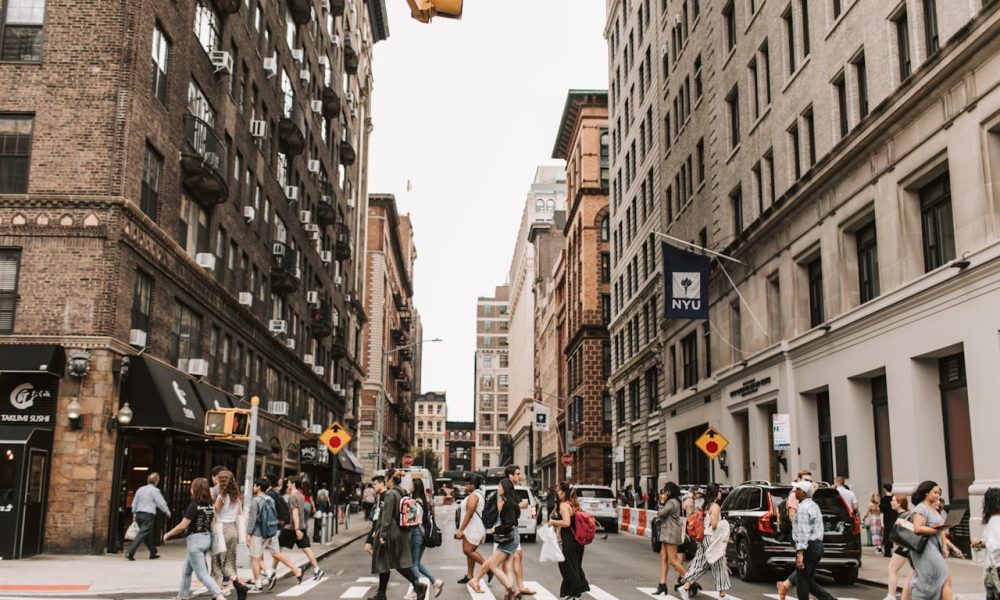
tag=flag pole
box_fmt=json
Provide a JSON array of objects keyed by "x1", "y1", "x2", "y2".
[{"x1": 653, "y1": 231, "x2": 745, "y2": 264}]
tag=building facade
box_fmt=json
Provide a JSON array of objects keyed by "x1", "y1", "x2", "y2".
[
  {"x1": 473, "y1": 285, "x2": 509, "y2": 469},
  {"x1": 415, "y1": 391, "x2": 446, "y2": 467},
  {"x1": 445, "y1": 420, "x2": 475, "y2": 472},
  {"x1": 0, "y1": 0, "x2": 385, "y2": 559},
  {"x1": 607, "y1": 0, "x2": 1000, "y2": 544},
  {"x1": 533, "y1": 249, "x2": 567, "y2": 488},
  {"x1": 552, "y1": 90, "x2": 613, "y2": 485}
]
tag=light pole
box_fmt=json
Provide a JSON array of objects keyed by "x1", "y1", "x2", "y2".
[{"x1": 377, "y1": 337, "x2": 442, "y2": 471}]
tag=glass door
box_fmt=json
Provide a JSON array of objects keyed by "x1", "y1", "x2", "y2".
[{"x1": 20, "y1": 449, "x2": 47, "y2": 557}]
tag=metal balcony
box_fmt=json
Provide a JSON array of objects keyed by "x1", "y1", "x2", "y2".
[
  {"x1": 391, "y1": 328, "x2": 408, "y2": 344},
  {"x1": 321, "y1": 84, "x2": 341, "y2": 119},
  {"x1": 180, "y1": 115, "x2": 229, "y2": 206},
  {"x1": 399, "y1": 348, "x2": 413, "y2": 363},
  {"x1": 329, "y1": 0, "x2": 345, "y2": 16},
  {"x1": 334, "y1": 223, "x2": 352, "y2": 260},
  {"x1": 287, "y1": 0, "x2": 312, "y2": 25},
  {"x1": 212, "y1": 0, "x2": 240, "y2": 13},
  {"x1": 339, "y1": 137, "x2": 356, "y2": 166},
  {"x1": 331, "y1": 326, "x2": 348, "y2": 359},
  {"x1": 270, "y1": 241, "x2": 299, "y2": 295},
  {"x1": 278, "y1": 96, "x2": 306, "y2": 156},
  {"x1": 317, "y1": 184, "x2": 337, "y2": 227},
  {"x1": 310, "y1": 300, "x2": 333, "y2": 338},
  {"x1": 344, "y1": 40, "x2": 359, "y2": 75}
]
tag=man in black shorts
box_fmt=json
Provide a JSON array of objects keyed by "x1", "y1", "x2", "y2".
[{"x1": 278, "y1": 478, "x2": 325, "y2": 582}]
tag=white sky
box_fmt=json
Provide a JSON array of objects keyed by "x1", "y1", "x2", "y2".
[{"x1": 368, "y1": 1, "x2": 608, "y2": 422}]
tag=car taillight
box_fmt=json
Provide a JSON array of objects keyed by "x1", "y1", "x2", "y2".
[
  {"x1": 758, "y1": 493, "x2": 774, "y2": 533},
  {"x1": 840, "y1": 496, "x2": 861, "y2": 536}
]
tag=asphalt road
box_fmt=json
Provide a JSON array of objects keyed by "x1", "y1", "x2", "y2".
[{"x1": 256, "y1": 505, "x2": 891, "y2": 600}]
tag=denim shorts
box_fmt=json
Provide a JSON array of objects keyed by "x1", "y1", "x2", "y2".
[{"x1": 494, "y1": 527, "x2": 520, "y2": 555}]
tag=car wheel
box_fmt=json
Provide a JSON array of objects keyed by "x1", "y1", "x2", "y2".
[
  {"x1": 525, "y1": 534, "x2": 536, "y2": 543},
  {"x1": 736, "y1": 537, "x2": 762, "y2": 582},
  {"x1": 832, "y1": 567, "x2": 859, "y2": 585}
]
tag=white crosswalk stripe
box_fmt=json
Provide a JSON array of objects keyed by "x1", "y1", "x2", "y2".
[
  {"x1": 703, "y1": 591, "x2": 745, "y2": 600},
  {"x1": 638, "y1": 587, "x2": 683, "y2": 599},
  {"x1": 358, "y1": 576, "x2": 380, "y2": 583},
  {"x1": 523, "y1": 581, "x2": 559, "y2": 600},
  {"x1": 587, "y1": 585, "x2": 625, "y2": 600},
  {"x1": 341, "y1": 585, "x2": 372, "y2": 599},
  {"x1": 277, "y1": 576, "x2": 329, "y2": 597},
  {"x1": 764, "y1": 594, "x2": 862, "y2": 600}
]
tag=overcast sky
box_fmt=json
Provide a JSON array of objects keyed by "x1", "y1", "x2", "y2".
[{"x1": 368, "y1": 2, "x2": 608, "y2": 422}]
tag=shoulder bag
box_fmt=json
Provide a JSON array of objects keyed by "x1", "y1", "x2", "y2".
[{"x1": 889, "y1": 510, "x2": 929, "y2": 554}]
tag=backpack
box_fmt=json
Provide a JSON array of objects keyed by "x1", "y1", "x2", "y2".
[
  {"x1": 573, "y1": 509, "x2": 597, "y2": 546},
  {"x1": 268, "y1": 490, "x2": 291, "y2": 527},
  {"x1": 423, "y1": 508, "x2": 443, "y2": 548},
  {"x1": 481, "y1": 490, "x2": 500, "y2": 529},
  {"x1": 257, "y1": 496, "x2": 280, "y2": 539},
  {"x1": 686, "y1": 510, "x2": 706, "y2": 542},
  {"x1": 399, "y1": 496, "x2": 422, "y2": 528}
]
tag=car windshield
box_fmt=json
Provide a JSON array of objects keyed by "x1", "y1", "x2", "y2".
[
  {"x1": 578, "y1": 488, "x2": 615, "y2": 499},
  {"x1": 813, "y1": 490, "x2": 852, "y2": 519}
]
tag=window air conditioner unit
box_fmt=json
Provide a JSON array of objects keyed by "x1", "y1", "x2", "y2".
[
  {"x1": 272, "y1": 242, "x2": 286, "y2": 256},
  {"x1": 320, "y1": 250, "x2": 332, "y2": 263},
  {"x1": 346, "y1": 91, "x2": 356, "y2": 104},
  {"x1": 285, "y1": 186, "x2": 300, "y2": 201},
  {"x1": 285, "y1": 337, "x2": 295, "y2": 349},
  {"x1": 311, "y1": 100, "x2": 323, "y2": 114},
  {"x1": 321, "y1": 194, "x2": 333, "y2": 205},
  {"x1": 187, "y1": 359, "x2": 209, "y2": 377},
  {"x1": 268, "y1": 319, "x2": 288, "y2": 334},
  {"x1": 313, "y1": 366, "x2": 326, "y2": 377},
  {"x1": 195, "y1": 252, "x2": 216, "y2": 271},
  {"x1": 300, "y1": 419, "x2": 309, "y2": 429},
  {"x1": 318, "y1": 55, "x2": 330, "y2": 68},
  {"x1": 345, "y1": 293, "x2": 353, "y2": 304},
  {"x1": 243, "y1": 205, "x2": 256, "y2": 222},
  {"x1": 306, "y1": 290, "x2": 319, "y2": 304},
  {"x1": 268, "y1": 400, "x2": 289, "y2": 416},
  {"x1": 309, "y1": 230, "x2": 320, "y2": 241},
  {"x1": 308, "y1": 159, "x2": 321, "y2": 173},
  {"x1": 232, "y1": 383, "x2": 245, "y2": 396},
  {"x1": 129, "y1": 329, "x2": 147, "y2": 347},
  {"x1": 303, "y1": 353, "x2": 315, "y2": 365},
  {"x1": 334, "y1": 275, "x2": 343, "y2": 287},
  {"x1": 300, "y1": 69, "x2": 311, "y2": 83},
  {"x1": 346, "y1": 196, "x2": 355, "y2": 209},
  {"x1": 209, "y1": 50, "x2": 233, "y2": 74},
  {"x1": 299, "y1": 210, "x2": 312, "y2": 223},
  {"x1": 350, "y1": 108, "x2": 358, "y2": 119},
  {"x1": 250, "y1": 120, "x2": 266, "y2": 138},
  {"x1": 329, "y1": 33, "x2": 340, "y2": 46},
  {"x1": 262, "y1": 55, "x2": 278, "y2": 78},
  {"x1": 310, "y1": 424, "x2": 323, "y2": 434},
  {"x1": 304, "y1": 223, "x2": 319, "y2": 233},
  {"x1": 291, "y1": 48, "x2": 304, "y2": 63},
  {"x1": 238, "y1": 292, "x2": 254, "y2": 307}
]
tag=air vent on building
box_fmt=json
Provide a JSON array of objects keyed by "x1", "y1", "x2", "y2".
[
  {"x1": 285, "y1": 186, "x2": 300, "y2": 201},
  {"x1": 233, "y1": 383, "x2": 246, "y2": 397},
  {"x1": 300, "y1": 69, "x2": 311, "y2": 83},
  {"x1": 209, "y1": 51, "x2": 233, "y2": 74},
  {"x1": 308, "y1": 159, "x2": 321, "y2": 174},
  {"x1": 311, "y1": 100, "x2": 323, "y2": 114},
  {"x1": 263, "y1": 55, "x2": 278, "y2": 78},
  {"x1": 304, "y1": 354, "x2": 315, "y2": 365},
  {"x1": 268, "y1": 401, "x2": 289, "y2": 416},
  {"x1": 243, "y1": 206, "x2": 256, "y2": 222},
  {"x1": 250, "y1": 120, "x2": 267, "y2": 137},
  {"x1": 321, "y1": 251, "x2": 332, "y2": 263},
  {"x1": 313, "y1": 366, "x2": 326, "y2": 377},
  {"x1": 291, "y1": 48, "x2": 304, "y2": 63},
  {"x1": 306, "y1": 290, "x2": 319, "y2": 304},
  {"x1": 299, "y1": 210, "x2": 312, "y2": 224},
  {"x1": 318, "y1": 55, "x2": 330, "y2": 68},
  {"x1": 304, "y1": 223, "x2": 319, "y2": 233},
  {"x1": 238, "y1": 292, "x2": 254, "y2": 307},
  {"x1": 310, "y1": 424, "x2": 323, "y2": 434},
  {"x1": 286, "y1": 337, "x2": 296, "y2": 350},
  {"x1": 334, "y1": 275, "x2": 343, "y2": 287},
  {"x1": 195, "y1": 253, "x2": 216, "y2": 271},
  {"x1": 347, "y1": 196, "x2": 356, "y2": 209},
  {"x1": 187, "y1": 359, "x2": 209, "y2": 377},
  {"x1": 268, "y1": 319, "x2": 288, "y2": 334}
]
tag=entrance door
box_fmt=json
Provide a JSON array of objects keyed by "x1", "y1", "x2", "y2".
[
  {"x1": 20, "y1": 448, "x2": 47, "y2": 557},
  {"x1": 677, "y1": 424, "x2": 710, "y2": 485},
  {"x1": 0, "y1": 444, "x2": 20, "y2": 559},
  {"x1": 940, "y1": 354, "x2": 973, "y2": 554}
]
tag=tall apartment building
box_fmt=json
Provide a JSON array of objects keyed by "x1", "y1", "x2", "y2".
[
  {"x1": 533, "y1": 248, "x2": 566, "y2": 488},
  {"x1": 360, "y1": 194, "x2": 419, "y2": 473},
  {"x1": 414, "y1": 391, "x2": 447, "y2": 468},
  {"x1": 552, "y1": 90, "x2": 612, "y2": 485},
  {"x1": 0, "y1": 0, "x2": 385, "y2": 559},
  {"x1": 608, "y1": 0, "x2": 1000, "y2": 543},
  {"x1": 473, "y1": 285, "x2": 509, "y2": 469},
  {"x1": 506, "y1": 167, "x2": 567, "y2": 424}
]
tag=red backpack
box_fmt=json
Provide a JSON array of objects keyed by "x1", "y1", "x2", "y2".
[
  {"x1": 686, "y1": 510, "x2": 705, "y2": 541},
  {"x1": 573, "y1": 509, "x2": 596, "y2": 545}
]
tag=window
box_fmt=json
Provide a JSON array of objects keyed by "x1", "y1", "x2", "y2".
[
  {"x1": 193, "y1": 0, "x2": 220, "y2": 54},
  {"x1": 789, "y1": 121, "x2": 801, "y2": 181},
  {"x1": 645, "y1": 367, "x2": 658, "y2": 411},
  {"x1": 767, "y1": 274, "x2": 782, "y2": 342},
  {"x1": 696, "y1": 138, "x2": 705, "y2": 184},
  {"x1": 670, "y1": 345, "x2": 678, "y2": 394},
  {"x1": 723, "y1": 0, "x2": 736, "y2": 52},
  {"x1": 140, "y1": 144, "x2": 162, "y2": 220},
  {"x1": 857, "y1": 221, "x2": 880, "y2": 303},
  {"x1": 726, "y1": 86, "x2": 740, "y2": 149},
  {"x1": 783, "y1": 7, "x2": 796, "y2": 74},
  {"x1": 681, "y1": 332, "x2": 698, "y2": 388},
  {"x1": 832, "y1": 0, "x2": 842, "y2": 18},
  {"x1": 760, "y1": 40, "x2": 772, "y2": 105},
  {"x1": 799, "y1": 0, "x2": 810, "y2": 56},
  {"x1": 694, "y1": 54, "x2": 703, "y2": 100},
  {"x1": 923, "y1": 0, "x2": 938, "y2": 55},
  {"x1": 854, "y1": 52, "x2": 869, "y2": 121},
  {"x1": 483, "y1": 355, "x2": 492, "y2": 368},
  {"x1": 601, "y1": 252, "x2": 611, "y2": 283},
  {"x1": 753, "y1": 162, "x2": 763, "y2": 214},
  {"x1": 131, "y1": 271, "x2": 153, "y2": 332},
  {"x1": 603, "y1": 391, "x2": 612, "y2": 433},
  {"x1": 629, "y1": 379, "x2": 640, "y2": 420},
  {"x1": 172, "y1": 302, "x2": 202, "y2": 370},
  {"x1": 0, "y1": 250, "x2": 21, "y2": 333},
  {"x1": 895, "y1": 9, "x2": 911, "y2": 80},
  {"x1": 600, "y1": 128, "x2": 610, "y2": 189},
  {"x1": 178, "y1": 195, "x2": 208, "y2": 257},
  {"x1": 616, "y1": 388, "x2": 626, "y2": 427},
  {"x1": 749, "y1": 58, "x2": 760, "y2": 119},
  {"x1": 0, "y1": 115, "x2": 33, "y2": 193},
  {"x1": 730, "y1": 185, "x2": 743, "y2": 234},
  {"x1": 730, "y1": 300, "x2": 742, "y2": 361},
  {"x1": 151, "y1": 23, "x2": 170, "y2": 104},
  {"x1": 804, "y1": 106, "x2": 816, "y2": 167},
  {"x1": 919, "y1": 172, "x2": 955, "y2": 271},
  {"x1": 871, "y1": 375, "x2": 893, "y2": 490},
  {"x1": 834, "y1": 73, "x2": 849, "y2": 138},
  {"x1": 765, "y1": 149, "x2": 776, "y2": 205},
  {"x1": 807, "y1": 257, "x2": 824, "y2": 327},
  {"x1": 1, "y1": 0, "x2": 46, "y2": 62},
  {"x1": 600, "y1": 215, "x2": 610, "y2": 241},
  {"x1": 499, "y1": 354, "x2": 508, "y2": 368}
]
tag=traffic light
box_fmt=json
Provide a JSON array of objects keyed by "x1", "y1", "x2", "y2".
[
  {"x1": 407, "y1": 0, "x2": 462, "y2": 23},
  {"x1": 204, "y1": 408, "x2": 252, "y2": 440}
]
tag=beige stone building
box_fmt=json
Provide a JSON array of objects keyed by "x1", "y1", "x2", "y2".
[
  {"x1": 414, "y1": 391, "x2": 446, "y2": 468},
  {"x1": 473, "y1": 285, "x2": 509, "y2": 469},
  {"x1": 533, "y1": 248, "x2": 567, "y2": 488}
]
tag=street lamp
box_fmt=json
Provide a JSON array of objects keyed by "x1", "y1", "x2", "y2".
[{"x1": 375, "y1": 337, "x2": 442, "y2": 471}]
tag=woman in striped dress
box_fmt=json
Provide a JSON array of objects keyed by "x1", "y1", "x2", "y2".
[{"x1": 678, "y1": 483, "x2": 731, "y2": 600}]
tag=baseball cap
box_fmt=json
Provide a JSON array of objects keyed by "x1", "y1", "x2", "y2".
[{"x1": 791, "y1": 481, "x2": 813, "y2": 494}]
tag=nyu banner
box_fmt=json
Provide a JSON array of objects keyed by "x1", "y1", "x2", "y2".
[{"x1": 662, "y1": 241, "x2": 710, "y2": 319}]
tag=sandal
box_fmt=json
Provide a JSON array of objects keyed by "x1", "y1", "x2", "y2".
[{"x1": 468, "y1": 581, "x2": 484, "y2": 594}]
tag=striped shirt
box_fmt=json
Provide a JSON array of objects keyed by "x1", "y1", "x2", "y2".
[{"x1": 792, "y1": 498, "x2": 824, "y2": 550}]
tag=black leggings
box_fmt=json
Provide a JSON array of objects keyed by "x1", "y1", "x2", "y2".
[{"x1": 377, "y1": 569, "x2": 419, "y2": 596}]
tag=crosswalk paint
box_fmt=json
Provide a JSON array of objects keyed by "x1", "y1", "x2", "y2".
[
  {"x1": 765, "y1": 594, "x2": 861, "y2": 600},
  {"x1": 357, "y1": 576, "x2": 380, "y2": 583},
  {"x1": 638, "y1": 587, "x2": 682, "y2": 599},
  {"x1": 523, "y1": 581, "x2": 558, "y2": 600},
  {"x1": 277, "y1": 576, "x2": 329, "y2": 597},
  {"x1": 703, "y1": 591, "x2": 745, "y2": 600},
  {"x1": 341, "y1": 585, "x2": 372, "y2": 599},
  {"x1": 587, "y1": 585, "x2": 624, "y2": 600}
]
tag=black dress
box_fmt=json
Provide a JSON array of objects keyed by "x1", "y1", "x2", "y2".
[{"x1": 555, "y1": 509, "x2": 590, "y2": 599}]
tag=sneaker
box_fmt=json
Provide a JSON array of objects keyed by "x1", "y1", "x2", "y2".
[
  {"x1": 415, "y1": 583, "x2": 429, "y2": 600},
  {"x1": 884, "y1": 596, "x2": 896, "y2": 600},
  {"x1": 313, "y1": 568, "x2": 325, "y2": 581},
  {"x1": 267, "y1": 572, "x2": 278, "y2": 592},
  {"x1": 403, "y1": 590, "x2": 418, "y2": 600},
  {"x1": 457, "y1": 576, "x2": 471, "y2": 585},
  {"x1": 247, "y1": 584, "x2": 263, "y2": 594},
  {"x1": 678, "y1": 587, "x2": 690, "y2": 600},
  {"x1": 432, "y1": 580, "x2": 445, "y2": 598}
]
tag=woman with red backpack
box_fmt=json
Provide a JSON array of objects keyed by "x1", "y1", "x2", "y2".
[
  {"x1": 677, "y1": 483, "x2": 731, "y2": 600},
  {"x1": 548, "y1": 481, "x2": 591, "y2": 600}
]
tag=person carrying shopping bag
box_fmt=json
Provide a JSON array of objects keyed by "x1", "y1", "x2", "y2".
[
  {"x1": 678, "y1": 483, "x2": 731, "y2": 600},
  {"x1": 548, "y1": 481, "x2": 590, "y2": 600},
  {"x1": 210, "y1": 470, "x2": 243, "y2": 594},
  {"x1": 972, "y1": 488, "x2": 1000, "y2": 600},
  {"x1": 653, "y1": 483, "x2": 687, "y2": 595},
  {"x1": 163, "y1": 478, "x2": 228, "y2": 600}
]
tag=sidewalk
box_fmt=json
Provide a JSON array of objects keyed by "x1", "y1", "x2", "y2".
[
  {"x1": 857, "y1": 547, "x2": 986, "y2": 597},
  {"x1": 0, "y1": 527, "x2": 368, "y2": 597}
]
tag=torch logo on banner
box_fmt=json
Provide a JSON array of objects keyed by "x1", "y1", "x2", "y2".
[{"x1": 662, "y1": 241, "x2": 711, "y2": 320}]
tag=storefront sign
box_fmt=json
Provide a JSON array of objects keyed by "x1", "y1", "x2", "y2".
[
  {"x1": 0, "y1": 375, "x2": 58, "y2": 425},
  {"x1": 317, "y1": 443, "x2": 330, "y2": 465},
  {"x1": 729, "y1": 377, "x2": 772, "y2": 398},
  {"x1": 772, "y1": 413, "x2": 791, "y2": 450},
  {"x1": 299, "y1": 444, "x2": 316, "y2": 466}
]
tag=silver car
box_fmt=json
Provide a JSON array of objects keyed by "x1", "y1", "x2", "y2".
[
  {"x1": 482, "y1": 484, "x2": 538, "y2": 542},
  {"x1": 574, "y1": 485, "x2": 619, "y2": 533}
]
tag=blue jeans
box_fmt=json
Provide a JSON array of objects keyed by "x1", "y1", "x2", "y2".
[
  {"x1": 410, "y1": 527, "x2": 436, "y2": 582},
  {"x1": 180, "y1": 532, "x2": 222, "y2": 600},
  {"x1": 127, "y1": 511, "x2": 156, "y2": 558}
]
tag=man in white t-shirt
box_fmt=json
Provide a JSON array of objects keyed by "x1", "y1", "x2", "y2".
[{"x1": 835, "y1": 476, "x2": 859, "y2": 516}]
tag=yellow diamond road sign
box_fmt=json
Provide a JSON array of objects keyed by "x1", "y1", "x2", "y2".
[
  {"x1": 320, "y1": 422, "x2": 352, "y2": 454},
  {"x1": 694, "y1": 426, "x2": 729, "y2": 460}
]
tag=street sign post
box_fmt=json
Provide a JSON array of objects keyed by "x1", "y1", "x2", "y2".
[
  {"x1": 561, "y1": 453, "x2": 573, "y2": 466},
  {"x1": 320, "y1": 422, "x2": 352, "y2": 454},
  {"x1": 695, "y1": 426, "x2": 729, "y2": 484}
]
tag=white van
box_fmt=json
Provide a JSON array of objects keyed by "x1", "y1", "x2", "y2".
[{"x1": 375, "y1": 467, "x2": 435, "y2": 496}]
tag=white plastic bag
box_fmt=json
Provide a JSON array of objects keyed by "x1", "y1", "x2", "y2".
[
  {"x1": 211, "y1": 520, "x2": 226, "y2": 555},
  {"x1": 537, "y1": 525, "x2": 564, "y2": 563},
  {"x1": 124, "y1": 520, "x2": 139, "y2": 541}
]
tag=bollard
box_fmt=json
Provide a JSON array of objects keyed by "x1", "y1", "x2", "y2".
[{"x1": 322, "y1": 513, "x2": 334, "y2": 544}]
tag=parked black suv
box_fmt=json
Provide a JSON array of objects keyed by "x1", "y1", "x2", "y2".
[{"x1": 720, "y1": 481, "x2": 862, "y2": 584}]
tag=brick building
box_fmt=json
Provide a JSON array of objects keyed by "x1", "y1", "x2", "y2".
[
  {"x1": 472, "y1": 285, "x2": 508, "y2": 469},
  {"x1": 533, "y1": 247, "x2": 566, "y2": 489},
  {"x1": 444, "y1": 420, "x2": 475, "y2": 472},
  {"x1": 0, "y1": 0, "x2": 386, "y2": 559},
  {"x1": 552, "y1": 90, "x2": 612, "y2": 485},
  {"x1": 359, "y1": 193, "x2": 419, "y2": 472}
]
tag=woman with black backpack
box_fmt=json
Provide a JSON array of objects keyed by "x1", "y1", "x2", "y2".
[{"x1": 408, "y1": 477, "x2": 445, "y2": 598}]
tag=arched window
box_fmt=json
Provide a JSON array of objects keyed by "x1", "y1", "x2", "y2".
[
  {"x1": 546, "y1": 199, "x2": 556, "y2": 212},
  {"x1": 600, "y1": 215, "x2": 610, "y2": 241},
  {"x1": 535, "y1": 199, "x2": 545, "y2": 211}
]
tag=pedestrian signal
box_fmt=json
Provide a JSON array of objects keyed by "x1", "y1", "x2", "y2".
[
  {"x1": 407, "y1": 0, "x2": 462, "y2": 22},
  {"x1": 204, "y1": 408, "x2": 252, "y2": 440}
]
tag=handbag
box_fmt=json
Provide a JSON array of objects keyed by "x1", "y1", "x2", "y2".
[
  {"x1": 124, "y1": 520, "x2": 139, "y2": 541},
  {"x1": 889, "y1": 512, "x2": 928, "y2": 554},
  {"x1": 538, "y1": 525, "x2": 565, "y2": 563},
  {"x1": 651, "y1": 517, "x2": 663, "y2": 553},
  {"x1": 211, "y1": 519, "x2": 227, "y2": 555},
  {"x1": 493, "y1": 523, "x2": 515, "y2": 545}
]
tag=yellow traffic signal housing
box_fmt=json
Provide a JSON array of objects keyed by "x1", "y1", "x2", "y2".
[
  {"x1": 204, "y1": 408, "x2": 252, "y2": 440},
  {"x1": 407, "y1": 0, "x2": 462, "y2": 23}
]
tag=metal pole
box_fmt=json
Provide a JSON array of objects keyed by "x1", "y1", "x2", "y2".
[
  {"x1": 377, "y1": 350, "x2": 387, "y2": 473},
  {"x1": 242, "y1": 396, "x2": 260, "y2": 505}
]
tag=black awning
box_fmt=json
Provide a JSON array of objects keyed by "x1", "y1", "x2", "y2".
[
  {"x1": 337, "y1": 448, "x2": 365, "y2": 474},
  {"x1": 0, "y1": 345, "x2": 65, "y2": 376},
  {"x1": 0, "y1": 425, "x2": 50, "y2": 444},
  {"x1": 194, "y1": 381, "x2": 235, "y2": 410},
  {"x1": 121, "y1": 356, "x2": 207, "y2": 435}
]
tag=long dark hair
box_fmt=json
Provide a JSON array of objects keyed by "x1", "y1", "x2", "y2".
[
  {"x1": 412, "y1": 477, "x2": 428, "y2": 508},
  {"x1": 661, "y1": 482, "x2": 681, "y2": 503},
  {"x1": 558, "y1": 481, "x2": 579, "y2": 511},
  {"x1": 912, "y1": 480, "x2": 938, "y2": 505},
  {"x1": 983, "y1": 488, "x2": 1000, "y2": 525},
  {"x1": 191, "y1": 477, "x2": 212, "y2": 506},
  {"x1": 704, "y1": 483, "x2": 721, "y2": 510}
]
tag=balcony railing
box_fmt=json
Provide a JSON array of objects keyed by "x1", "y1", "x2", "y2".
[
  {"x1": 278, "y1": 96, "x2": 306, "y2": 156},
  {"x1": 180, "y1": 115, "x2": 228, "y2": 206},
  {"x1": 321, "y1": 84, "x2": 341, "y2": 119},
  {"x1": 270, "y1": 241, "x2": 299, "y2": 295},
  {"x1": 286, "y1": 0, "x2": 312, "y2": 24},
  {"x1": 400, "y1": 348, "x2": 413, "y2": 363},
  {"x1": 339, "y1": 137, "x2": 356, "y2": 166},
  {"x1": 344, "y1": 40, "x2": 359, "y2": 75},
  {"x1": 310, "y1": 300, "x2": 333, "y2": 338},
  {"x1": 331, "y1": 326, "x2": 348, "y2": 359},
  {"x1": 334, "y1": 222, "x2": 352, "y2": 260},
  {"x1": 317, "y1": 183, "x2": 337, "y2": 227}
]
